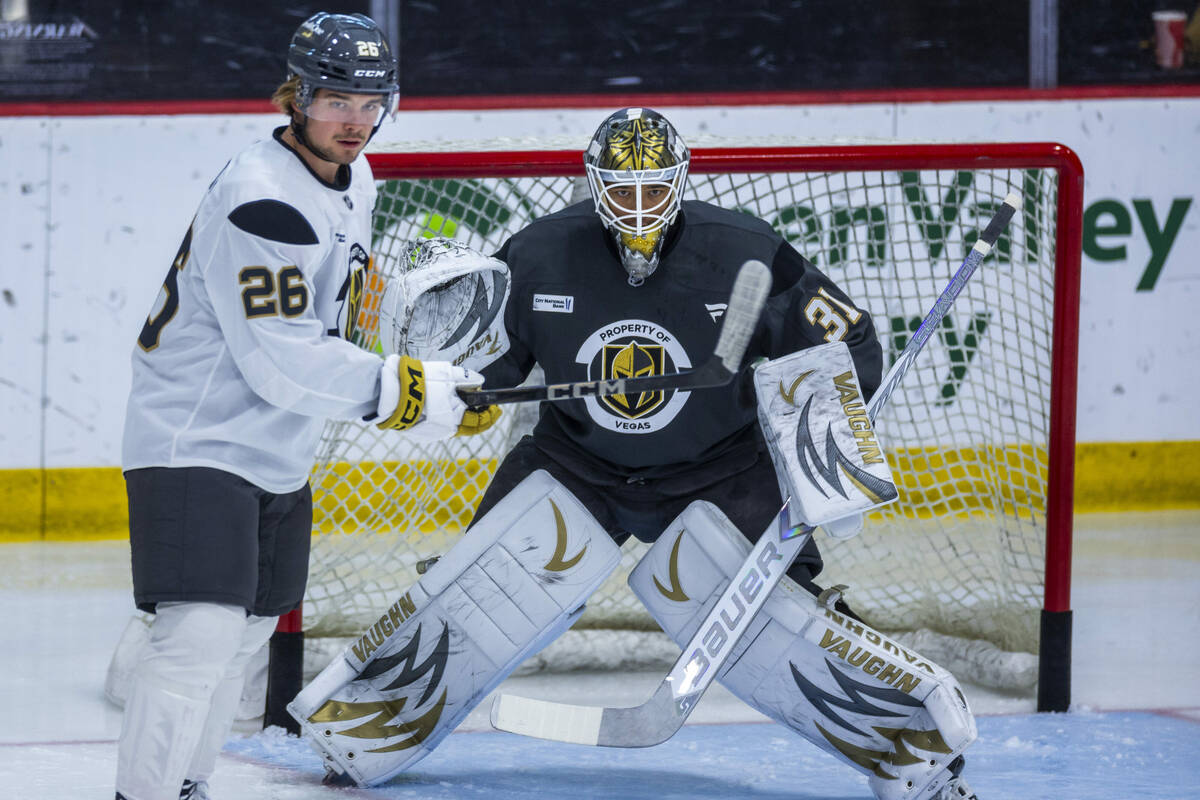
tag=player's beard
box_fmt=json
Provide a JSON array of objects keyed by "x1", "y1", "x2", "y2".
[
  {"x1": 292, "y1": 114, "x2": 366, "y2": 166},
  {"x1": 307, "y1": 132, "x2": 365, "y2": 165}
]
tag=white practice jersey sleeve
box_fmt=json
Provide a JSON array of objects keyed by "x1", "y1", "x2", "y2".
[{"x1": 123, "y1": 129, "x2": 384, "y2": 493}]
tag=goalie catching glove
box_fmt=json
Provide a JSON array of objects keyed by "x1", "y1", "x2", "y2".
[
  {"x1": 375, "y1": 353, "x2": 501, "y2": 438},
  {"x1": 378, "y1": 237, "x2": 511, "y2": 371}
]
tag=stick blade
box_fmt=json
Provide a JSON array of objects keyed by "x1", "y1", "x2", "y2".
[
  {"x1": 713, "y1": 259, "x2": 772, "y2": 373},
  {"x1": 491, "y1": 681, "x2": 683, "y2": 748},
  {"x1": 490, "y1": 693, "x2": 603, "y2": 746}
]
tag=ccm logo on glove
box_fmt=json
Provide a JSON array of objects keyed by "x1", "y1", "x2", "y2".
[
  {"x1": 378, "y1": 355, "x2": 427, "y2": 431},
  {"x1": 394, "y1": 359, "x2": 425, "y2": 429},
  {"x1": 376, "y1": 354, "x2": 500, "y2": 439}
]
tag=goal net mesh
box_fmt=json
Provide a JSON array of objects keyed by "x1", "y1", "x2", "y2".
[{"x1": 302, "y1": 146, "x2": 1064, "y2": 689}]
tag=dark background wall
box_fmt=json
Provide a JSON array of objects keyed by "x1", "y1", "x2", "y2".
[{"x1": 1, "y1": 1, "x2": 1197, "y2": 103}]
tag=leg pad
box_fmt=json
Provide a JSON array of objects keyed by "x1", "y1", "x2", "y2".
[
  {"x1": 630, "y1": 501, "x2": 976, "y2": 800},
  {"x1": 289, "y1": 470, "x2": 620, "y2": 786}
]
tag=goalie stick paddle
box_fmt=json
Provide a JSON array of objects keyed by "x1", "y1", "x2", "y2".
[
  {"x1": 457, "y1": 258, "x2": 772, "y2": 407},
  {"x1": 489, "y1": 192, "x2": 1023, "y2": 748}
]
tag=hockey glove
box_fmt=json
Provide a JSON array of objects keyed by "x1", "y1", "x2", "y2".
[
  {"x1": 376, "y1": 354, "x2": 499, "y2": 440},
  {"x1": 457, "y1": 404, "x2": 502, "y2": 437}
]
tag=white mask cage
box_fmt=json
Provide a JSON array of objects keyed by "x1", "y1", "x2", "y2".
[{"x1": 585, "y1": 162, "x2": 689, "y2": 236}]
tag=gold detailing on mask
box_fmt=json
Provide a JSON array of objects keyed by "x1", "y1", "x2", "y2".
[
  {"x1": 602, "y1": 118, "x2": 674, "y2": 171},
  {"x1": 619, "y1": 230, "x2": 662, "y2": 257}
]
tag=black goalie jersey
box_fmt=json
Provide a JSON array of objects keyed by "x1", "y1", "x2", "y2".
[{"x1": 482, "y1": 200, "x2": 883, "y2": 476}]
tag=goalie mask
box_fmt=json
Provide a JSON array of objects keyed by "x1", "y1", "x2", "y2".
[
  {"x1": 377, "y1": 238, "x2": 511, "y2": 371},
  {"x1": 286, "y1": 12, "x2": 399, "y2": 140},
  {"x1": 584, "y1": 107, "x2": 690, "y2": 286}
]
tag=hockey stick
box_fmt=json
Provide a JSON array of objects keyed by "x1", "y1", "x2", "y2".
[
  {"x1": 457, "y1": 259, "x2": 772, "y2": 407},
  {"x1": 490, "y1": 192, "x2": 1022, "y2": 747}
]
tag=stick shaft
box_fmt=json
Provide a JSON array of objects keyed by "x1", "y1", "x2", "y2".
[
  {"x1": 460, "y1": 259, "x2": 771, "y2": 407},
  {"x1": 867, "y1": 192, "x2": 1020, "y2": 422}
]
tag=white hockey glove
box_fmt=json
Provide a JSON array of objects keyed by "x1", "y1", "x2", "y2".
[{"x1": 376, "y1": 354, "x2": 501, "y2": 439}]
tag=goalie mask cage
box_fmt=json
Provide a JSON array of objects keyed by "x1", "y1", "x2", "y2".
[{"x1": 280, "y1": 141, "x2": 1080, "y2": 716}]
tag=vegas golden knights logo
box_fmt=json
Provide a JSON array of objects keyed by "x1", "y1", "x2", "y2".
[
  {"x1": 576, "y1": 319, "x2": 690, "y2": 433},
  {"x1": 600, "y1": 340, "x2": 667, "y2": 418}
]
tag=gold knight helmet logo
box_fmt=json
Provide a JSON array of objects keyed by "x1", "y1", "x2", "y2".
[
  {"x1": 601, "y1": 339, "x2": 666, "y2": 418},
  {"x1": 575, "y1": 318, "x2": 691, "y2": 433}
]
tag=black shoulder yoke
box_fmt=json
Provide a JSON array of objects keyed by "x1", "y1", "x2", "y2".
[{"x1": 228, "y1": 199, "x2": 320, "y2": 245}]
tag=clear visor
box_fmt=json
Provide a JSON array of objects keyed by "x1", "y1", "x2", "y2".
[
  {"x1": 303, "y1": 92, "x2": 391, "y2": 126},
  {"x1": 586, "y1": 163, "x2": 688, "y2": 236}
]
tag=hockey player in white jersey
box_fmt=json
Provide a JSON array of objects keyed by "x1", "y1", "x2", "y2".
[{"x1": 114, "y1": 13, "x2": 500, "y2": 800}]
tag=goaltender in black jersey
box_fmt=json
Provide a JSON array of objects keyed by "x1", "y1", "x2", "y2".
[
  {"x1": 474, "y1": 107, "x2": 882, "y2": 587},
  {"x1": 291, "y1": 108, "x2": 980, "y2": 800}
]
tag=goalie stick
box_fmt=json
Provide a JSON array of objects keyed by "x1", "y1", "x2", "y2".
[
  {"x1": 490, "y1": 192, "x2": 1023, "y2": 748},
  {"x1": 457, "y1": 258, "x2": 772, "y2": 407}
]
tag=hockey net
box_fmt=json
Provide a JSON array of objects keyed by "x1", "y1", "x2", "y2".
[{"x1": 300, "y1": 140, "x2": 1081, "y2": 697}]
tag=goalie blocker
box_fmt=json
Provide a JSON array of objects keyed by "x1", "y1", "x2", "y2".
[
  {"x1": 288, "y1": 470, "x2": 620, "y2": 786},
  {"x1": 630, "y1": 501, "x2": 976, "y2": 800},
  {"x1": 754, "y1": 340, "x2": 898, "y2": 538}
]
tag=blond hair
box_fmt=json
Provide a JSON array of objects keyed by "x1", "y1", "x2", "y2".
[{"x1": 271, "y1": 75, "x2": 301, "y2": 115}]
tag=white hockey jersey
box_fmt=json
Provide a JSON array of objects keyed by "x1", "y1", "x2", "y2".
[{"x1": 123, "y1": 128, "x2": 383, "y2": 493}]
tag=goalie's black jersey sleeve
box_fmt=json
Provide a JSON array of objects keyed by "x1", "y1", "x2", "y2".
[{"x1": 482, "y1": 200, "x2": 882, "y2": 475}]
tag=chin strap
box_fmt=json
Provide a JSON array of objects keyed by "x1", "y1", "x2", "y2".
[{"x1": 289, "y1": 115, "x2": 338, "y2": 165}]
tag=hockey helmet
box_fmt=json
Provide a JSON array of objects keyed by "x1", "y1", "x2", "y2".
[
  {"x1": 584, "y1": 107, "x2": 690, "y2": 285},
  {"x1": 287, "y1": 12, "x2": 398, "y2": 128}
]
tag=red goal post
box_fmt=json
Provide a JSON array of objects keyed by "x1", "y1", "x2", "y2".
[{"x1": 268, "y1": 141, "x2": 1081, "y2": 724}]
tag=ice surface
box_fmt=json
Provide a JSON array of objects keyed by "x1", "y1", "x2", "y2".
[{"x1": 1, "y1": 511, "x2": 1196, "y2": 799}]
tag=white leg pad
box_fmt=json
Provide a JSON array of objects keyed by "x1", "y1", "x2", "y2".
[
  {"x1": 115, "y1": 602, "x2": 248, "y2": 800},
  {"x1": 629, "y1": 501, "x2": 976, "y2": 800},
  {"x1": 289, "y1": 470, "x2": 621, "y2": 787}
]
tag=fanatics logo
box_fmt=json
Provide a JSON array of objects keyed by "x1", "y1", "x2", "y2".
[{"x1": 532, "y1": 293, "x2": 574, "y2": 313}]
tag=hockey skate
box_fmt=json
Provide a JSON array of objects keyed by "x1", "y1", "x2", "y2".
[
  {"x1": 179, "y1": 779, "x2": 211, "y2": 799},
  {"x1": 932, "y1": 756, "x2": 977, "y2": 799},
  {"x1": 936, "y1": 777, "x2": 977, "y2": 799},
  {"x1": 115, "y1": 782, "x2": 210, "y2": 800}
]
